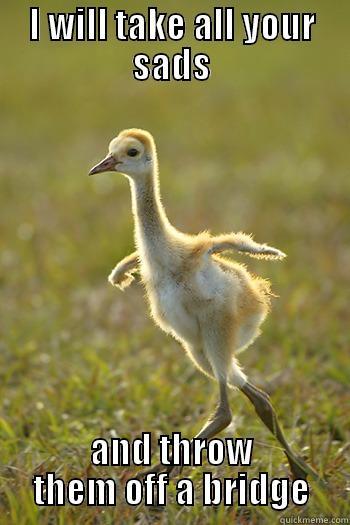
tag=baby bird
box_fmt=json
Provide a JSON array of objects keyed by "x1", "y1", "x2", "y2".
[{"x1": 89, "y1": 129, "x2": 320, "y2": 482}]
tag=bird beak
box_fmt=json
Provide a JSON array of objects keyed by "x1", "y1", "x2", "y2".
[{"x1": 89, "y1": 154, "x2": 116, "y2": 176}]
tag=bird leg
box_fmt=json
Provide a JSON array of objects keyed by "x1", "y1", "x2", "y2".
[
  {"x1": 135, "y1": 381, "x2": 232, "y2": 479},
  {"x1": 194, "y1": 380, "x2": 232, "y2": 439},
  {"x1": 240, "y1": 381, "x2": 325, "y2": 485}
]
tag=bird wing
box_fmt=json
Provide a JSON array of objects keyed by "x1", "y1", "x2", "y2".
[{"x1": 207, "y1": 232, "x2": 286, "y2": 260}]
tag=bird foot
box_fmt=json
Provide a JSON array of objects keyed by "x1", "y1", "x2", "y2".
[{"x1": 287, "y1": 453, "x2": 327, "y2": 489}]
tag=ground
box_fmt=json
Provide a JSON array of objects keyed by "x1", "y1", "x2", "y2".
[{"x1": 0, "y1": 0, "x2": 349, "y2": 523}]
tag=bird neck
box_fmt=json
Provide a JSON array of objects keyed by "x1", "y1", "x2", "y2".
[{"x1": 129, "y1": 164, "x2": 173, "y2": 253}]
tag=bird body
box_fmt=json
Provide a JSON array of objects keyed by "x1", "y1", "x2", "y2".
[
  {"x1": 140, "y1": 230, "x2": 270, "y2": 385},
  {"x1": 89, "y1": 128, "x2": 323, "y2": 484}
]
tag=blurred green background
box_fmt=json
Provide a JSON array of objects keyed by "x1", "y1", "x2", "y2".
[{"x1": 0, "y1": 1, "x2": 349, "y2": 523}]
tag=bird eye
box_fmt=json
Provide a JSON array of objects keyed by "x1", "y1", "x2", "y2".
[{"x1": 127, "y1": 148, "x2": 138, "y2": 157}]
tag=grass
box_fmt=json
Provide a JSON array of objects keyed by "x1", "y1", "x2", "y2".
[{"x1": 0, "y1": 0, "x2": 349, "y2": 523}]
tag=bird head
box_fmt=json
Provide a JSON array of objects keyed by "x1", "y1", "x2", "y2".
[{"x1": 89, "y1": 129, "x2": 156, "y2": 180}]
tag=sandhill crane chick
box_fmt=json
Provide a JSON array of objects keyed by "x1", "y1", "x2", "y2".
[{"x1": 89, "y1": 129, "x2": 322, "y2": 483}]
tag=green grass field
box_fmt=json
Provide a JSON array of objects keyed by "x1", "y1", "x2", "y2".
[{"x1": 1, "y1": 1, "x2": 349, "y2": 523}]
